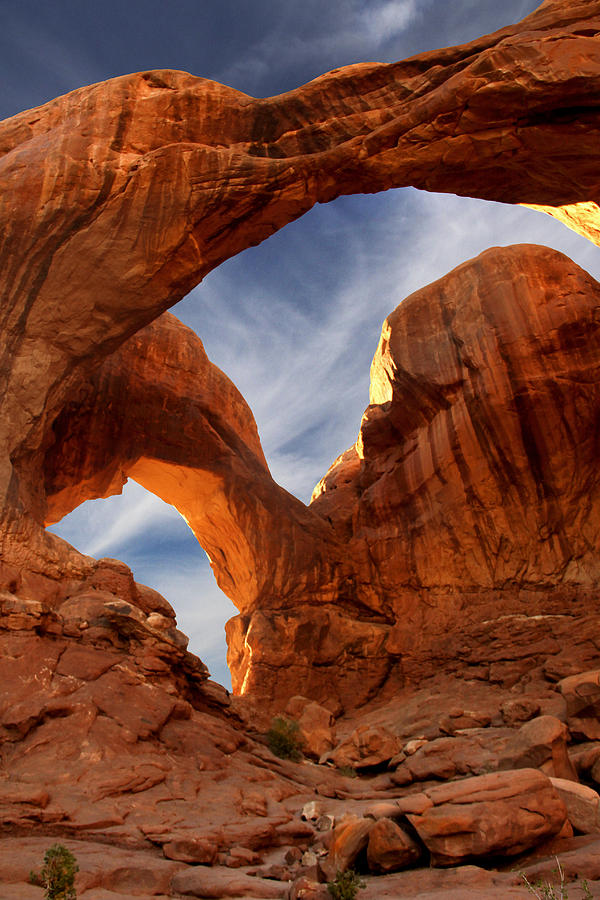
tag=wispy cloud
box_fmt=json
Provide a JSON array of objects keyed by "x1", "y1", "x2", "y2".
[
  {"x1": 360, "y1": 0, "x2": 420, "y2": 44},
  {"x1": 216, "y1": 0, "x2": 430, "y2": 95},
  {"x1": 51, "y1": 481, "x2": 181, "y2": 559},
  {"x1": 180, "y1": 190, "x2": 600, "y2": 502}
]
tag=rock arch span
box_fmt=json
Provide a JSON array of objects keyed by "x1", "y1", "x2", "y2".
[{"x1": 1, "y1": 0, "x2": 600, "y2": 706}]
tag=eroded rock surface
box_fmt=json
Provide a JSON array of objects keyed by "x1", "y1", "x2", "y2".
[
  {"x1": 0, "y1": 0, "x2": 600, "y2": 711},
  {"x1": 2, "y1": 2, "x2": 600, "y2": 897},
  {"x1": 243, "y1": 243, "x2": 600, "y2": 706}
]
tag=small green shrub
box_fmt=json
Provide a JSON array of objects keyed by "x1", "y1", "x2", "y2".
[
  {"x1": 327, "y1": 869, "x2": 366, "y2": 900},
  {"x1": 336, "y1": 765, "x2": 358, "y2": 778},
  {"x1": 266, "y1": 715, "x2": 304, "y2": 761},
  {"x1": 521, "y1": 856, "x2": 592, "y2": 899},
  {"x1": 30, "y1": 843, "x2": 79, "y2": 900}
]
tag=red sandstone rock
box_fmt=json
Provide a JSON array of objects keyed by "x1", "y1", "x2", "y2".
[
  {"x1": 327, "y1": 724, "x2": 402, "y2": 771},
  {"x1": 171, "y1": 865, "x2": 287, "y2": 897},
  {"x1": 307, "y1": 244, "x2": 600, "y2": 706},
  {"x1": 286, "y1": 697, "x2": 337, "y2": 760},
  {"x1": 558, "y1": 671, "x2": 600, "y2": 740},
  {"x1": 322, "y1": 815, "x2": 373, "y2": 879},
  {"x1": 406, "y1": 769, "x2": 568, "y2": 866},
  {"x1": 366, "y1": 817, "x2": 423, "y2": 873},
  {"x1": 550, "y1": 778, "x2": 600, "y2": 834},
  {"x1": 501, "y1": 698, "x2": 541, "y2": 726},
  {"x1": 0, "y1": 1, "x2": 599, "y2": 714},
  {"x1": 361, "y1": 866, "x2": 524, "y2": 900},
  {"x1": 2, "y1": 4, "x2": 600, "y2": 895},
  {"x1": 498, "y1": 715, "x2": 578, "y2": 782},
  {"x1": 520, "y1": 837, "x2": 600, "y2": 886}
]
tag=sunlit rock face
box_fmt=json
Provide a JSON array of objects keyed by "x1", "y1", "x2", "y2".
[
  {"x1": 1, "y1": 0, "x2": 600, "y2": 714},
  {"x1": 307, "y1": 244, "x2": 600, "y2": 696},
  {"x1": 42, "y1": 311, "x2": 344, "y2": 615},
  {"x1": 234, "y1": 244, "x2": 600, "y2": 708}
]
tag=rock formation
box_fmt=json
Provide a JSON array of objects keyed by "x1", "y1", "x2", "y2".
[
  {"x1": 0, "y1": 0, "x2": 599, "y2": 710},
  {"x1": 2, "y1": 0, "x2": 600, "y2": 895},
  {"x1": 229, "y1": 242, "x2": 600, "y2": 706}
]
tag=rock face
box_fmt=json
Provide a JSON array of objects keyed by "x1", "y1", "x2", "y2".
[
  {"x1": 241, "y1": 243, "x2": 600, "y2": 707},
  {"x1": 1, "y1": 0, "x2": 600, "y2": 714},
  {"x1": 42, "y1": 311, "x2": 341, "y2": 615}
]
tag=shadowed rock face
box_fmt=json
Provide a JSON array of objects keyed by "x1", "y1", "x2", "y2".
[{"x1": 1, "y1": 0, "x2": 600, "y2": 711}]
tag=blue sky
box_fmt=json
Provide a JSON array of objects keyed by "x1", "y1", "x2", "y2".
[{"x1": 4, "y1": 1, "x2": 599, "y2": 688}]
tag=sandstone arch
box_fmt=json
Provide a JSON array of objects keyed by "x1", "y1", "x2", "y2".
[
  {"x1": 43, "y1": 311, "x2": 348, "y2": 614},
  {"x1": 1, "y1": 0, "x2": 600, "y2": 705}
]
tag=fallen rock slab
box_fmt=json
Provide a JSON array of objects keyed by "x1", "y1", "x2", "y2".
[
  {"x1": 406, "y1": 768, "x2": 567, "y2": 867},
  {"x1": 498, "y1": 715, "x2": 578, "y2": 781},
  {"x1": 321, "y1": 814, "x2": 373, "y2": 879},
  {"x1": 170, "y1": 865, "x2": 288, "y2": 898}
]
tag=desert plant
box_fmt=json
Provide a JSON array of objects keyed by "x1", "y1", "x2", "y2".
[
  {"x1": 521, "y1": 856, "x2": 592, "y2": 899},
  {"x1": 327, "y1": 868, "x2": 366, "y2": 900},
  {"x1": 30, "y1": 843, "x2": 79, "y2": 900},
  {"x1": 266, "y1": 715, "x2": 304, "y2": 761}
]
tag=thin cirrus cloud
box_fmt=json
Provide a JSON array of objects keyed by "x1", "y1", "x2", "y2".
[{"x1": 216, "y1": 0, "x2": 430, "y2": 95}]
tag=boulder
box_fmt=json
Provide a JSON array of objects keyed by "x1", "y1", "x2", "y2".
[
  {"x1": 406, "y1": 769, "x2": 568, "y2": 866},
  {"x1": 550, "y1": 777, "x2": 600, "y2": 834},
  {"x1": 286, "y1": 696, "x2": 336, "y2": 760},
  {"x1": 498, "y1": 716, "x2": 578, "y2": 781},
  {"x1": 162, "y1": 839, "x2": 218, "y2": 865},
  {"x1": 570, "y1": 742, "x2": 600, "y2": 781},
  {"x1": 328, "y1": 725, "x2": 401, "y2": 770},
  {"x1": 558, "y1": 671, "x2": 600, "y2": 740},
  {"x1": 321, "y1": 815, "x2": 373, "y2": 879},
  {"x1": 392, "y1": 729, "x2": 511, "y2": 786},
  {"x1": 500, "y1": 698, "x2": 541, "y2": 727},
  {"x1": 366, "y1": 817, "x2": 423, "y2": 873}
]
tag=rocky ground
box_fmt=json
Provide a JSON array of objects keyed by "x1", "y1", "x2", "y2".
[{"x1": 3, "y1": 570, "x2": 600, "y2": 899}]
